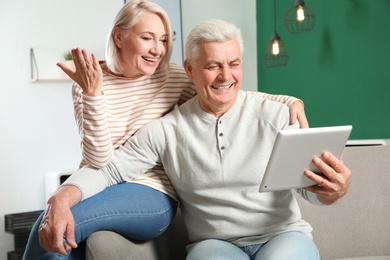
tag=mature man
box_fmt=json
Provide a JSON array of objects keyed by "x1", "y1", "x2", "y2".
[{"x1": 39, "y1": 19, "x2": 350, "y2": 259}]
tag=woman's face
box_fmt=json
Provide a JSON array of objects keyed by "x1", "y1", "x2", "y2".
[{"x1": 115, "y1": 12, "x2": 168, "y2": 78}]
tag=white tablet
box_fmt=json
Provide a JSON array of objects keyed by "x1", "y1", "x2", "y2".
[{"x1": 259, "y1": 125, "x2": 352, "y2": 192}]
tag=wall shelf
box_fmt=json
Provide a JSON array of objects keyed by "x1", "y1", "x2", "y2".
[
  {"x1": 30, "y1": 47, "x2": 72, "y2": 83},
  {"x1": 31, "y1": 78, "x2": 72, "y2": 84}
]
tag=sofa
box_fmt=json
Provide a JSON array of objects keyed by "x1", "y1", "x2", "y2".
[{"x1": 85, "y1": 144, "x2": 390, "y2": 260}]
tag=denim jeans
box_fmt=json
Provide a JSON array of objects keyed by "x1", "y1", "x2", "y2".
[
  {"x1": 186, "y1": 231, "x2": 320, "y2": 260},
  {"x1": 23, "y1": 183, "x2": 178, "y2": 260}
]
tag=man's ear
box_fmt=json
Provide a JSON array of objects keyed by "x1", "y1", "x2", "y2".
[
  {"x1": 113, "y1": 27, "x2": 123, "y2": 48},
  {"x1": 183, "y1": 60, "x2": 195, "y2": 80}
]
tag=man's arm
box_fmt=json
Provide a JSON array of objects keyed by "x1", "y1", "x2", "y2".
[
  {"x1": 63, "y1": 164, "x2": 129, "y2": 201},
  {"x1": 38, "y1": 121, "x2": 164, "y2": 255}
]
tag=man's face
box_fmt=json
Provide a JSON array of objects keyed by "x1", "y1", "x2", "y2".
[{"x1": 185, "y1": 39, "x2": 243, "y2": 117}]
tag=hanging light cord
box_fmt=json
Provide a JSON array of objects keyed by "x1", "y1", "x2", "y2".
[{"x1": 273, "y1": 0, "x2": 277, "y2": 33}]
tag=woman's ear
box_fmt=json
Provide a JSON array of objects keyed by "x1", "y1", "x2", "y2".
[
  {"x1": 183, "y1": 60, "x2": 194, "y2": 80},
  {"x1": 113, "y1": 27, "x2": 123, "y2": 48}
]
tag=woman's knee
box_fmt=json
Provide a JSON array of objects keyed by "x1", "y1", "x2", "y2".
[{"x1": 71, "y1": 185, "x2": 178, "y2": 241}]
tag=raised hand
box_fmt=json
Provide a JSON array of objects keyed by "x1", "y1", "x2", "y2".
[{"x1": 57, "y1": 48, "x2": 103, "y2": 96}]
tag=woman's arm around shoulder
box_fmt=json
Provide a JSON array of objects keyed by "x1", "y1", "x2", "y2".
[{"x1": 249, "y1": 91, "x2": 309, "y2": 128}]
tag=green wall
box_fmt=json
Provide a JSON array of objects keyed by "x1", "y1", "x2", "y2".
[{"x1": 257, "y1": 0, "x2": 390, "y2": 139}]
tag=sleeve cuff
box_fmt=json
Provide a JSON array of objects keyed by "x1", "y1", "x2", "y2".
[{"x1": 62, "y1": 165, "x2": 108, "y2": 201}]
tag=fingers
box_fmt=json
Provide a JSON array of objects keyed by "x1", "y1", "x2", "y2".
[
  {"x1": 289, "y1": 101, "x2": 309, "y2": 128},
  {"x1": 56, "y1": 62, "x2": 74, "y2": 79},
  {"x1": 37, "y1": 202, "x2": 78, "y2": 255},
  {"x1": 38, "y1": 219, "x2": 68, "y2": 256},
  {"x1": 303, "y1": 152, "x2": 342, "y2": 189},
  {"x1": 297, "y1": 112, "x2": 309, "y2": 128},
  {"x1": 307, "y1": 153, "x2": 338, "y2": 182},
  {"x1": 81, "y1": 48, "x2": 91, "y2": 62},
  {"x1": 65, "y1": 220, "x2": 78, "y2": 249},
  {"x1": 71, "y1": 48, "x2": 100, "y2": 74},
  {"x1": 290, "y1": 110, "x2": 309, "y2": 128},
  {"x1": 91, "y1": 53, "x2": 100, "y2": 69},
  {"x1": 70, "y1": 48, "x2": 96, "y2": 70},
  {"x1": 53, "y1": 225, "x2": 70, "y2": 255},
  {"x1": 304, "y1": 151, "x2": 351, "y2": 204},
  {"x1": 72, "y1": 48, "x2": 92, "y2": 68},
  {"x1": 56, "y1": 60, "x2": 77, "y2": 81},
  {"x1": 81, "y1": 49, "x2": 94, "y2": 69},
  {"x1": 70, "y1": 48, "x2": 80, "y2": 69},
  {"x1": 321, "y1": 152, "x2": 348, "y2": 175},
  {"x1": 289, "y1": 108, "x2": 298, "y2": 125},
  {"x1": 304, "y1": 167, "x2": 329, "y2": 188}
]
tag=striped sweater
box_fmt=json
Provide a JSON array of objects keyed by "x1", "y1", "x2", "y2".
[{"x1": 72, "y1": 62, "x2": 299, "y2": 200}]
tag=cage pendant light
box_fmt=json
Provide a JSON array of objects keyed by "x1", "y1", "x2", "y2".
[
  {"x1": 264, "y1": 0, "x2": 288, "y2": 68},
  {"x1": 284, "y1": 0, "x2": 316, "y2": 33}
]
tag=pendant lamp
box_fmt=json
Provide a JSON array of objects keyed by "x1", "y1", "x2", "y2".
[
  {"x1": 284, "y1": 0, "x2": 316, "y2": 33},
  {"x1": 264, "y1": 0, "x2": 288, "y2": 68}
]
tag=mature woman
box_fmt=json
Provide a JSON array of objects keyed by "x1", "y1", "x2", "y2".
[{"x1": 23, "y1": 1, "x2": 308, "y2": 259}]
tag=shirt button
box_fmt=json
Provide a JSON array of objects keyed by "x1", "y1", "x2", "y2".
[
  {"x1": 219, "y1": 133, "x2": 223, "y2": 137},
  {"x1": 220, "y1": 146, "x2": 225, "y2": 150}
]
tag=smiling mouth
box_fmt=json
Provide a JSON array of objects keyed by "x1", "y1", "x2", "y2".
[
  {"x1": 143, "y1": 56, "x2": 158, "y2": 63},
  {"x1": 212, "y1": 83, "x2": 234, "y2": 90}
]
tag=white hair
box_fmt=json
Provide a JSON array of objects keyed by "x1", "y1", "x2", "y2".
[{"x1": 185, "y1": 19, "x2": 244, "y2": 66}]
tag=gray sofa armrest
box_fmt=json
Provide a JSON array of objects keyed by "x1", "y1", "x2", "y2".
[
  {"x1": 86, "y1": 209, "x2": 189, "y2": 260},
  {"x1": 86, "y1": 231, "x2": 159, "y2": 259},
  {"x1": 296, "y1": 145, "x2": 390, "y2": 259}
]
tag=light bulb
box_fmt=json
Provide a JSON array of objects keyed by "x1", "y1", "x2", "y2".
[
  {"x1": 272, "y1": 40, "x2": 280, "y2": 55},
  {"x1": 297, "y1": 6, "x2": 305, "y2": 22}
]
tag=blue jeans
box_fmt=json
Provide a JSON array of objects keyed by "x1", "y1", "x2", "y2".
[
  {"x1": 186, "y1": 231, "x2": 320, "y2": 260},
  {"x1": 23, "y1": 183, "x2": 178, "y2": 260}
]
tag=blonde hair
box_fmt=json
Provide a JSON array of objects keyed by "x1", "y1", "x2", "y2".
[
  {"x1": 105, "y1": 0, "x2": 173, "y2": 74},
  {"x1": 185, "y1": 19, "x2": 244, "y2": 67}
]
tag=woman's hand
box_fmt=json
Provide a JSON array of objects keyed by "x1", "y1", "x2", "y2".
[
  {"x1": 57, "y1": 48, "x2": 103, "y2": 96},
  {"x1": 38, "y1": 186, "x2": 82, "y2": 255},
  {"x1": 289, "y1": 101, "x2": 309, "y2": 128}
]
